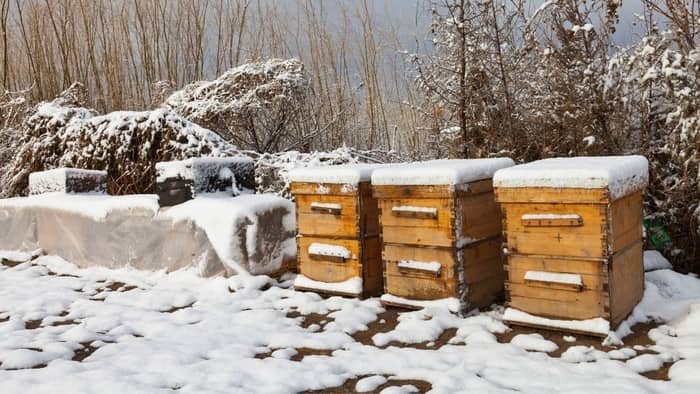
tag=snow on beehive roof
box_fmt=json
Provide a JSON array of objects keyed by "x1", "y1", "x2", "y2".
[
  {"x1": 370, "y1": 158, "x2": 515, "y2": 186},
  {"x1": 288, "y1": 163, "x2": 390, "y2": 185},
  {"x1": 493, "y1": 155, "x2": 649, "y2": 199}
]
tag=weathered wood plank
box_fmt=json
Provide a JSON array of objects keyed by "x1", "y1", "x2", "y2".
[{"x1": 495, "y1": 187, "x2": 609, "y2": 204}]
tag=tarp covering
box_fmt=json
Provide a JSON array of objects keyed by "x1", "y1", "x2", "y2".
[{"x1": 0, "y1": 193, "x2": 296, "y2": 277}]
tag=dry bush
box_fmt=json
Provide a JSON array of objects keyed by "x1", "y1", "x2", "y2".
[
  {"x1": 164, "y1": 58, "x2": 309, "y2": 153},
  {"x1": 5, "y1": 84, "x2": 241, "y2": 196}
]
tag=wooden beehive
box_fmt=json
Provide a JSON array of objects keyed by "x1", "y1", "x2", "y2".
[
  {"x1": 494, "y1": 156, "x2": 649, "y2": 336},
  {"x1": 371, "y1": 159, "x2": 515, "y2": 312},
  {"x1": 290, "y1": 165, "x2": 385, "y2": 298}
]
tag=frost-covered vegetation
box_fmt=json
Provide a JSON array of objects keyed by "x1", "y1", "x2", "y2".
[{"x1": 0, "y1": 0, "x2": 698, "y2": 270}]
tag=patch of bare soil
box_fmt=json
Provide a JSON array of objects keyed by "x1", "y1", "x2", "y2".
[
  {"x1": 289, "y1": 348, "x2": 335, "y2": 362},
  {"x1": 304, "y1": 375, "x2": 432, "y2": 393},
  {"x1": 24, "y1": 319, "x2": 42, "y2": 329},
  {"x1": 0, "y1": 314, "x2": 9, "y2": 323},
  {"x1": 51, "y1": 319, "x2": 78, "y2": 327},
  {"x1": 161, "y1": 302, "x2": 195, "y2": 313},
  {"x1": 105, "y1": 281, "x2": 138, "y2": 292},
  {"x1": 287, "y1": 311, "x2": 334, "y2": 330},
  {"x1": 72, "y1": 342, "x2": 98, "y2": 362},
  {"x1": 1, "y1": 258, "x2": 27, "y2": 268},
  {"x1": 497, "y1": 321, "x2": 670, "y2": 380},
  {"x1": 351, "y1": 308, "x2": 401, "y2": 346}
]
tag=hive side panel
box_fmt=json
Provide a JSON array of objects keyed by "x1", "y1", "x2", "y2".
[
  {"x1": 459, "y1": 191, "x2": 502, "y2": 241},
  {"x1": 358, "y1": 182, "x2": 381, "y2": 237},
  {"x1": 361, "y1": 236, "x2": 384, "y2": 297},
  {"x1": 505, "y1": 255, "x2": 609, "y2": 321},
  {"x1": 297, "y1": 237, "x2": 362, "y2": 282},
  {"x1": 379, "y1": 197, "x2": 456, "y2": 247},
  {"x1": 296, "y1": 194, "x2": 359, "y2": 238},
  {"x1": 383, "y1": 245, "x2": 458, "y2": 300},
  {"x1": 462, "y1": 237, "x2": 505, "y2": 308},
  {"x1": 610, "y1": 191, "x2": 644, "y2": 254},
  {"x1": 609, "y1": 241, "x2": 645, "y2": 326},
  {"x1": 501, "y1": 202, "x2": 607, "y2": 258},
  {"x1": 495, "y1": 187, "x2": 609, "y2": 204}
]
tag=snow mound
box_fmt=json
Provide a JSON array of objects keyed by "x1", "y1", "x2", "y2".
[
  {"x1": 371, "y1": 158, "x2": 514, "y2": 185},
  {"x1": 511, "y1": 333, "x2": 559, "y2": 353},
  {"x1": 643, "y1": 250, "x2": 673, "y2": 271},
  {"x1": 493, "y1": 156, "x2": 649, "y2": 199},
  {"x1": 163, "y1": 194, "x2": 295, "y2": 275}
]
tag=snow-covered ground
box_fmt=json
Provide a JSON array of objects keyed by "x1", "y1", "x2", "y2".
[{"x1": 1, "y1": 251, "x2": 699, "y2": 393}]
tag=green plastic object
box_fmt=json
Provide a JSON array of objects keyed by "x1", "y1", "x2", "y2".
[{"x1": 644, "y1": 218, "x2": 672, "y2": 249}]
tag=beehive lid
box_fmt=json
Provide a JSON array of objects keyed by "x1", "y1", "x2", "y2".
[
  {"x1": 493, "y1": 156, "x2": 648, "y2": 199},
  {"x1": 370, "y1": 158, "x2": 514, "y2": 186},
  {"x1": 288, "y1": 163, "x2": 389, "y2": 185}
]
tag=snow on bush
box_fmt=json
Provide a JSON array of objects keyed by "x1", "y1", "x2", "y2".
[
  {"x1": 250, "y1": 147, "x2": 404, "y2": 198},
  {"x1": 3, "y1": 84, "x2": 243, "y2": 196},
  {"x1": 165, "y1": 58, "x2": 309, "y2": 152}
]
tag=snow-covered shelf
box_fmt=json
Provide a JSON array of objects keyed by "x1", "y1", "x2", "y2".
[
  {"x1": 493, "y1": 156, "x2": 649, "y2": 200},
  {"x1": 289, "y1": 163, "x2": 389, "y2": 185},
  {"x1": 293, "y1": 274, "x2": 362, "y2": 296},
  {"x1": 371, "y1": 158, "x2": 514, "y2": 186},
  {"x1": 503, "y1": 308, "x2": 610, "y2": 337},
  {"x1": 397, "y1": 260, "x2": 442, "y2": 276},
  {"x1": 380, "y1": 294, "x2": 460, "y2": 313}
]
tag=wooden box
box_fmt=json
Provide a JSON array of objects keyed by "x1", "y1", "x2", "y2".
[
  {"x1": 494, "y1": 156, "x2": 649, "y2": 336},
  {"x1": 29, "y1": 168, "x2": 107, "y2": 195},
  {"x1": 290, "y1": 165, "x2": 385, "y2": 298},
  {"x1": 371, "y1": 159, "x2": 515, "y2": 311}
]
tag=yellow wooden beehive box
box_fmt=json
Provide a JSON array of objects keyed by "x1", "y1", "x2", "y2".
[
  {"x1": 371, "y1": 158, "x2": 515, "y2": 312},
  {"x1": 289, "y1": 164, "x2": 385, "y2": 297},
  {"x1": 493, "y1": 156, "x2": 649, "y2": 336}
]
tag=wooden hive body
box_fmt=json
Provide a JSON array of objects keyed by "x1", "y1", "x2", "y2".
[
  {"x1": 495, "y1": 186, "x2": 645, "y2": 336},
  {"x1": 291, "y1": 181, "x2": 382, "y2": 297},
  {"x1": 373, "y1": 180, "x2": 505, "y2": 311}
]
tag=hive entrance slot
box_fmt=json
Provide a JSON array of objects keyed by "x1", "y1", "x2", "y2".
[
  {"x1": 391, "y1": 205, "x2": 438, "y2": 219},
  {"x1": 310, "y1": 202, "x2": 342, "y2": 215},
  {"x1": 521, "y1": 213, "x2": 583, "y2": 227}
]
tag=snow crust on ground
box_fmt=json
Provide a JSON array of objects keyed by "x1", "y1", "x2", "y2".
[
  {"x1": 293, "y1": 275, "x2": 363, "y2": 295},
  {"x1": 0, "y1": 193, "x2": 160, "y2": 221},
  {"x1": 493, "y1": 155, "x2": 649, "y2": 200},
  {"x1": 288, "y1": 163, "x2": 389, "y2": 185},
  {"x1": 1, "y1": 252, "x2": 700, "y2": 393},
  {"x1": 28, "y1": 168, "x2": 107, "y2": 195},
  {"x1": 371, "y1": 158, "x2": 514, "y2": 185}
]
